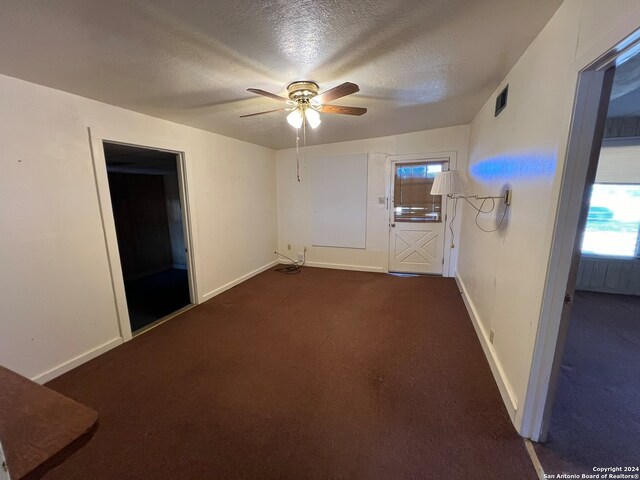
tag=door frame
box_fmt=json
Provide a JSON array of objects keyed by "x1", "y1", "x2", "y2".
[
  {"x1": 520, "y1": 33, "x2": 640, "y2": 441},
  {"x1": 88, "y1": 127, "x2": 200, "y2": 342},
  {"x1": 387, "y1": 152, "x2": 458, "y2": 276}
]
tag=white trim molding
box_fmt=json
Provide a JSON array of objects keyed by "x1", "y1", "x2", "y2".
[
  {"x1": 201, "y1": 260, "x2": 280, "y2": 302},
  {"x1": 87, "y1": 127, "x2": 199, "y2": 342},
  {"x1": 303, "y1": 261, "x2": 385, "y2": 273},
  {"x1": 456, "y1": 275, "x2": 518, "y2": 420},
  {"x1": 31, "y1": 337, "x2": 123, "y2": 384}
]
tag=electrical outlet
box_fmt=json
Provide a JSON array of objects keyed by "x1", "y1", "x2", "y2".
[
  {"x1": 489, "y1": 330, "x2": 495, "y2": 344},
  {"x1": 287, "y1": 244, "x2": 291, "y2": 250},
  {"x1": 297, "y1": 252, "x2": 304, "y2": 262}
]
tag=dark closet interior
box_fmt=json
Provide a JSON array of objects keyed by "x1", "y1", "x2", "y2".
[{"x1": 104, "y1": 143, "x2": 191, "y2": 332}]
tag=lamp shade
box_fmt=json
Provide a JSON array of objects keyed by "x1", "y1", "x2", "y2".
[
  {"x1": 287, "y1": 109, "x2": 303, "y2": 129},
  {"x1": 430, "y1": 170, "x2": 468, "y2": 195},
  {"x1": 305, "y1": 108, "x2": 321, "y2": 129}
]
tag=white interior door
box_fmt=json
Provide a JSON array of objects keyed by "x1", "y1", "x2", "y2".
[{"x1": 388, "y1": 160, "x2": 447, "y2": 274}]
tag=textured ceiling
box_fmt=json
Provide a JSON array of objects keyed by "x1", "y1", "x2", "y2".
[{"x1": 0, "y1": 0, "x2": 562, "y2": 149}]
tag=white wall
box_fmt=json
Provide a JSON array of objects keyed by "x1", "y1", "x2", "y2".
[
  {"x1": 0, "y1": 74, "x2": 277, "y2": 382},
  {"x1": 276, "y1": 125, "x2": 470, "y2": 274},
  {"x1": 455, "y1": 0, "x2": 640, "y2": 433}
]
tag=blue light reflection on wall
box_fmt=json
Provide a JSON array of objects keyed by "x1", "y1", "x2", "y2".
[{"x1": 470, "y1": 151, "x2": 557, "y2": 182}]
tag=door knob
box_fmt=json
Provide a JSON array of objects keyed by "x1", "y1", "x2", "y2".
[{"x1": 390, "y1": 223, "x2": 396, "y2": 227}]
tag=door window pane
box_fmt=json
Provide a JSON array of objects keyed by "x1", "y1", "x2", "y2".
[
  {"x1": 581, "y1": 184, "x2": 640, "y2": 257},
  {"x1": 394, "y1": 162, "x2": 443, "y2": 222}
]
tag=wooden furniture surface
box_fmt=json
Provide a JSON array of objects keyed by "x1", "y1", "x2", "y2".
[{"x1": 0, "y1": 366, "x2": 97, "y2": 480}]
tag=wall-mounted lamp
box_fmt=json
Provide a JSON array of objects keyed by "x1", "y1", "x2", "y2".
[{"x1": 431, "y1": 170, "x2": 512, "y2": 248}]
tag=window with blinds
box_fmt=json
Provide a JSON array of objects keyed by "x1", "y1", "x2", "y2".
[
  {"x1": 581, "y1": 183, "x2": 640, "y2": 257},
  {"x1": 393, "y1": 162, "x2": 443, "y2": 222}
]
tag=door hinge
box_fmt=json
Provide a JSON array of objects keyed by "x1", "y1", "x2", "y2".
[{"x1": 564, "y1": 293, "x2": 572, "y2": 304}]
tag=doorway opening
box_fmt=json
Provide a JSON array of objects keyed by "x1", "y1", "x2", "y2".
[
  {"x1": 104, "y1": 142, "x2": 193, "y2": 334},
  {"x1": 531, "y1": 38, "x2": 640, "y2": 474},
  {"x1": 388, "y1": 158, "x2": 448, "y2": 275}
]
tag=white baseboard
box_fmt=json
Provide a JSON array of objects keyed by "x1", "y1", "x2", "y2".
[
  {"x1": 200, "y1": 259, "x2": 280, "y2": 302},
  {"x1": 455, "y1": 275, "x2": 519, "y2": 421},
  {"x1": 304, "y1": 261, "x2": 384, "y2": 273},
  {"x1": 32, "y1": 337, "x2": 123, "y2": 384}
]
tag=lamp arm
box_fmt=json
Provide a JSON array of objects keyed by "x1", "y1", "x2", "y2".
[
  {"x1": 455, "y1": 195, "x2": 496, "y2": 214},
  {"x1": 448, "y1": 189, "x2": 512, "y2": 206},
  {"x1": 444, "y1": 190, "x2": 511, "y2": 233},
  {"x1": 448, "y1": 193, "x2": 505, "y2": 201}
]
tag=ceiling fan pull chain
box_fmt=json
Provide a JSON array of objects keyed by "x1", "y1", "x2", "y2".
[
  {"x1": 303, "y1": 119, "x2": 308, "y2": 168},
  {"x1": 296, "y1": 130, "x2": 301, "y2": 182}
]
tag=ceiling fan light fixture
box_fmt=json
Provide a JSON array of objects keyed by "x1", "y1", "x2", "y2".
[
  {"x1": 287, "y1": 109, "x2": 303, "y2": 129},
  {"x1": 244, "y1": 81, "x2": 365, "y2": 182},
  {"x1": 305, "y1": 108, "x2": 321, "y2": 129}
]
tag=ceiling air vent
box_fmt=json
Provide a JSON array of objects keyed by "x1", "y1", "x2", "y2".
[{"x1": 495, "y1": 84, "x2": 509, "y2": 117}]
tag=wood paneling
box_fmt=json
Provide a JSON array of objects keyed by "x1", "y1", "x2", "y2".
[
  {"x1": 576, "y1": 255, "x2": 640, "y2": 295},
  {"x1": 108, "y1": 173, "x2": 173, "y2": 280},
  {"x1": 605, "y1": 116, "x2": 640, "y2": 139}
]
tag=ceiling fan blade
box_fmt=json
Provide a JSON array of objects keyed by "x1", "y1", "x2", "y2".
[
  {"x1": 316, "y1": 82, "x2": 360, "y2": 103},
  {"x1": 247, "y1": 88, "x2": 290, "y2": 103},
  {"x1": 320, "y1": 105, "x2": 367, "y2": 116},
  {"x1": 240, "y1": 108, "x2": 288, "y2": 118}
]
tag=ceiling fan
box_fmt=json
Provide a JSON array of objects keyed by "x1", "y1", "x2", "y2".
[{"x1": 240, "y1": 81, "x2": 367, "y2": 129}]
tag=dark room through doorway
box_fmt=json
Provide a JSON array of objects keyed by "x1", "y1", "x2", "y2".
[
  {"x1": 534, "y1": 46, "x2": 640, "y2": 475},
  {"x1": 104, "y1": 142, "x2": 192, "y2": 333}
]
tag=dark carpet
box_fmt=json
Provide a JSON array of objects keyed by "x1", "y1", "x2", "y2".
[
  {"x1": 124, "y1": 268, "x2": 191, "y2": 332},
  {"x1": 534, "y1": 290, "x2": 640, "y2": 474},
  {"x1": 45, "y1": 267, "x2": 535, "y2": 479}
]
